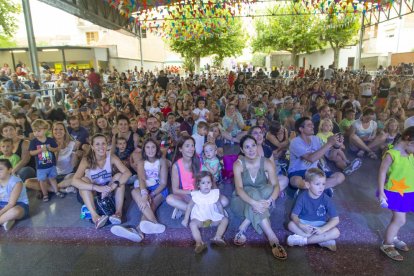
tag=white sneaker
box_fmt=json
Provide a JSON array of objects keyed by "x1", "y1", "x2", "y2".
[
  {"x1": 110, "y1": 225, "x2": 143, "y2": 242},
  {"x1": 3, "y1": 220, "x2": 15, "y2": 231},
  {"x1": 287, "y1": 234, "x2": 307, "y2": 247},
  {"x1": 139, "y1": 220, "x2": 166, "y2": 234},
  {"x1": 171, "y1": 208, "x2": 183, "y2": 219},
  {"x1": 343, "y1": 158, "x2": 362, "y2": 175},
  {"x1": 319, "y1": 240, "x2": 337, "y2": 251},
  {"x1": 109, "y1": 215, "x2": 122, "y2": 225}
]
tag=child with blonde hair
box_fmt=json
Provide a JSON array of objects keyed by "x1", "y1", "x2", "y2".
[
  {"x1": 317, "y1": 118, "x2": 361, "y2": 175},
  {"x1": 29, "y1": 119, "x2": 64, "y2": 202}
]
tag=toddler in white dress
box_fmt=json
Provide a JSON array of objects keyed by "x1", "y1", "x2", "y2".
[{"x1": 182, "y1": 171, "x2": 228, "y2": 254}]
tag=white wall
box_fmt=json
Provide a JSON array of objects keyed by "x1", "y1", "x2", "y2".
[{"x1": 297, "y1": 46, "x2": 357, "y2": 69}]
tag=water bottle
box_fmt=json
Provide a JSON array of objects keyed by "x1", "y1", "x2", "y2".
[{"x1": 380, "y1": 198, "x2": 388, "y2": 208}]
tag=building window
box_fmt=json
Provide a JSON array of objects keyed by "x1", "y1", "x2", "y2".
[{"x1": 86, "y1": 32, "x2": 99, "y2": 44}]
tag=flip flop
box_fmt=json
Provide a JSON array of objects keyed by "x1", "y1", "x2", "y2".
[
  {"x1": 95, "y1": 215, "x2": 109, "y2": 229},
  {"x1": 139, "y1": 220, "x2": 166, "y2": 234},
  {"x1": 271, "y1": 243, "x2": 288, "y2": 260}
]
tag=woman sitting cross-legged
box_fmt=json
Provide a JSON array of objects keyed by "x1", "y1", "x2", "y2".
[
  {"x1": 72, "y1": 134, "x2": 131, "y2": 229},
  {"x1": 231, "y1": 135, "x2": 287, "y2": 260},
  {"x1": 111, "y1": 138, "x2": 168, "y2": 242}
]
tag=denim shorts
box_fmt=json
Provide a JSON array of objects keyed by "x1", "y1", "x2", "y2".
[
  {"x1": 0, "y1": 201, "x2": 30, "y2": 219},
  {"x1": 37, "y1": 166, "x2": 58, "y2": 181}
]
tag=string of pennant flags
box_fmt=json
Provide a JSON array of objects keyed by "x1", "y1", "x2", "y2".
[{"x1": 104, "y1": 0, "x2": 398, "y2": 39}]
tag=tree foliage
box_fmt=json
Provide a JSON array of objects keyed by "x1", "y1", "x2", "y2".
[
  {"x1": 0, "y1": 0, "x2": 21, "y2": 46},
  {"x1": 322, "y1": 13, "x2": 360, "y2": 67},
  {"x1": 164, "y1": 6, "x2": 246, "y2": 72},
  {"x1": 252, "y1": 2, "x2": 323, "y2": 65}
]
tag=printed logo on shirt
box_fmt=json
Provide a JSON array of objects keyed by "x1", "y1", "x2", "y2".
[
  {"x1": 316, "y1": 204, "x2": 327, "y2": 217},
  {"x1": 90, "y1": 170, "x2": 112, "y2": 181},
  {"x1": 37, "y1": 145, "x2": 53, "y2": 165}
]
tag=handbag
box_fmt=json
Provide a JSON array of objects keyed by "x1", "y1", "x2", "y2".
[{"x1": 94, "y1": 194, "x2": 116, "y2": 216}]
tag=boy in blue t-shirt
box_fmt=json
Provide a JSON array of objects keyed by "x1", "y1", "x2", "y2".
[
  {"x1": 287, "y1": 168, "x2": 340, "y2": 251},
  {"x1": 29, "y1": 119, "x2": 65, "y2": 202}
]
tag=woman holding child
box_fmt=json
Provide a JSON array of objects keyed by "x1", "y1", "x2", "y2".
[
  {"x1": 166, "y1": 136, "x2": 228, "y2": 219},
  {"x1": 231, "y1": 135, "x2": 287, "y2": 260}
]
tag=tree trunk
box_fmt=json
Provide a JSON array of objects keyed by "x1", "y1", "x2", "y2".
[
  {"x1": 194, "y1": 56, "x2": 201, "y2": 73},
  {"x1": 290, "y1": 51, "x2": 299, "y2": 67},
  {"x1": 333, "y1": 47, "x2": 340, "y2": 69}
]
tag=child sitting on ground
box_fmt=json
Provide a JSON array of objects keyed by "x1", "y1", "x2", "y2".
[
  {"x1": 182, "y1": 171, "x2": 228, "y2": 254},
  {"x1": 0, "y1": 138, "x2": 21, "y2": 168},
  {"x1": 29, "y1": 119, "x2": 64, "y2": 202},
  {"x1": 0, "y1": 159, "x2": 29, "y2": 231},
  {"x1": 317, "y1": 118, "x2": 362, "y2": 175},
  {"x1": 202, "y1": 143, "x2": 222, "y2": 183},
  {"x1": 287, "y1": 168, "x2": 340, "y2": 251}
]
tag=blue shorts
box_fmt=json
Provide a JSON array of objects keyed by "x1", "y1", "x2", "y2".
[
  {"x1": 299, "y1": 219, "x2": 326, "y2": 228},
  {"x1": 0, "y1": 201, "x2": 30, "y2": 219},
  {"x1": 148, "y1": 183, "x2": 169, "y2": 199},
  {"x1": 288, "y1": 169, "x2": 333, "y2": 179},
  {"x1": 37, "y1": 166, "x2": 58, "y2": 181}
]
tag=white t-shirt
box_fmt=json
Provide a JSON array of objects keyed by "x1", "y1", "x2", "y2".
[
  {"x1": 193, "y1": 108, "x2": 209, "y2": 124},
  {"x1": 0, "y1": 175, "x2": 28, "y2": 204},
  {"x1": 192, "y1": 132, "x2": 205, "y2": 155},
  {"x1": 288, "y1": 136, "x2": 323, "y2": 173},
  {"x1": 404, "y1": 116, "x2": 414, "y2": 130},
  {"x1": 56, "y1": 141, "x2": 76, "y2": 175},
  {"x1": 360, "y1": 82, "x2": 374, "y2": 97},
  {"x1": 352, "y1": 119, "x2": 377, "y2": 139}
]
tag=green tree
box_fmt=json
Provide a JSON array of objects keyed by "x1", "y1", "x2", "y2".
[
  {"x1": 252, "y1": 53, "x2": 266, "y2": 67},
  {"x1": 0, "y1": 0, "x2": 21, "y2": 47},
  {"x1": 164, "y1": 6, "x2": 245, "y2": 72},
  {"x1": 252, "y1": 2, "x2": 323, "y2": 66},
  {"x1": 322, "y1": 14, "x2": 361, "y2": 68}
]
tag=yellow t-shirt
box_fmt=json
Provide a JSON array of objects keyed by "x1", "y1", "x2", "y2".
[{"x1": 316, "y1": 131, "x2": 333, "y2": 144}]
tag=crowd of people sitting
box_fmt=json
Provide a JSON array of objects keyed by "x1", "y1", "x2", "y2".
[{"x1": 0, "y1": 61, "x2": 414, "y2": 261}]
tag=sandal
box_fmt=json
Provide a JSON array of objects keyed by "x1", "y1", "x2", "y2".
[
  {"x1": 42, "y1": 195, "x2": 49, "y2": 202},
  {"x1": 393, "y1": 237, "x2": 409, "y2": 252},
  {"x1": 95, "y1": 215, "x2": 109, "y2": 229},
  {"x1": 380, "y1": 244, "x2": 403, "y2": 261},
  {"x1": 194, "y1": 243, "x2": 207, "y2": 254},
  {"x1": 210, "y1": 237, "x2": 227, "y2": 247},
  {"x1": 233, "y1": 230, "x2": 247, "y2": 246},
  {"x1": 271, "y1": 243, "x2": 288, "y2": 260},
  {"x1": 55, "y1": 191, "x2": 66, "y2": 198}
]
